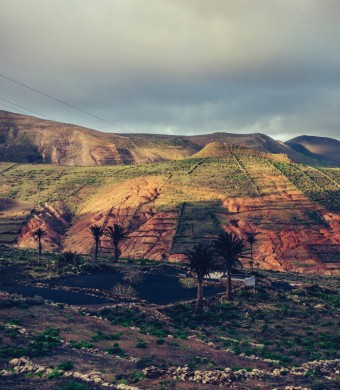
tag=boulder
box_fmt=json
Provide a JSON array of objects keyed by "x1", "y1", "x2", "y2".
[{"x1": 9, "y1": 358, "x2": 20, "y2": 366}]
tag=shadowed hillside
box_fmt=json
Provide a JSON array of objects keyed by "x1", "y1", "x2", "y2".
[{"x1": 286, "y1": 135, "x2": 340, "y2": 166}]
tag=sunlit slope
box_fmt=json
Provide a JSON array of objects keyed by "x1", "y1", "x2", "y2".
[
  {"x1": 0, "y1": 110, "x2": 198, "y2": 166},
  {"x1": 0, "y1": 152, "x2": 339, "y2": 273}
]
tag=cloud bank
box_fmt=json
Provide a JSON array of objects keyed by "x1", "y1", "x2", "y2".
[{"x1": 1, "y1": 0, "x2": 339, "y2": 140}]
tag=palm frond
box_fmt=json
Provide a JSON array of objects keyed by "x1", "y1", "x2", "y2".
[
  {"x1": 214, "y1": 232, "x2": 250, "y2": 270},
  {"x1": 88, "y1": 224, "x2": 104, "y2": 238},
  {"x1": 33, "y1": 228, "x2": 46, "y2": 238},
  {"x1": 105, "y1": 224, "x2": 127, "y2": 243},
  {"x1": 185, "y1": 243, "x2": 216, "y2": 281},
  {"x1": 245, "y1": 231, "x2": 259, "y2": 245}
]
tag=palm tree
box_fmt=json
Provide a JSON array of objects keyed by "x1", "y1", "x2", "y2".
[
  {"x1": 33, "y1": 227, "x2": 46, "y2": 256},
  {"x1": 88, "y1": 224, "x2": 104, "y2": 261},
  {"x1": 214, "y1": 232, "x2": 250, "y2": 301},
  {"x1": 105, "y1": 224, "x2": 127, "y2": 263},
  {"x1": 185, "y1": 243, "x2": 216, "y2": 314},
  {"x1": 245, "y1": 232, "x2": 259, "y2": 273}
]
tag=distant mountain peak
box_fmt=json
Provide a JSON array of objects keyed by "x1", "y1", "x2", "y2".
[{"x1": 286, "y1": 135, "x2": 340, "y2": 166}]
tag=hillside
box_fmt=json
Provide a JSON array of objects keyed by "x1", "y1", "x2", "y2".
[
  {"x1": 286, "y1": 135, "x2": 340, "y2": 166},
  {"x1": 0, "y1": 215, "x2": 339, "y2": 388},
  {"x1": 0, "y1": 111, "x2": 198, "y2": 166},
  {"x1": 1, "y1": 148, "x2": 339, "y2": 274},
  {"x1": 1, "y1": 110, "x2": 337, "y2": 166},
  {"x1": 186, "y1": 132, "x2": 319, "y2": 164},
  {"x1": 192, "y1": 142, "x2": 292, "y2": 163},
  {"x1": 0, "y1": 261, "x2": 339, "y2": 390}
]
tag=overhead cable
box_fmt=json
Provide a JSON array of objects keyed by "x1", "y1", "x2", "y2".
[{"x1": 0, "y1": 72, "x2": 130, "y2": 132}]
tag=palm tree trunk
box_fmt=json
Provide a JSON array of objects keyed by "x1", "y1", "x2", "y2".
[
  {"x1": 226, "y1": 269, "x2": 232, "y2": 301},
  {"x1": 38, "y1": 239, "x2": 42, "y2": 256},
  {"x1": 114, "y1": 243, "x2": 119, "y2": 263},
  {"x1": 195, "y1": 280, "x2": 203, "y2": 314},
  {"x1": 94, "y1": 239, "x2": 99, "y2": 261}
]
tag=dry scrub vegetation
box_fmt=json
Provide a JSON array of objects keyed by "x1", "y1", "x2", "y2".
[{"x1": 0, "y1": 254, "x2": 339, "y2": 389}]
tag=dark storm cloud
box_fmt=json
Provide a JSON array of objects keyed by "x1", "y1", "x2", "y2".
[{"x1": 0, "y1": 0, "x2": 339, "y2": 140}]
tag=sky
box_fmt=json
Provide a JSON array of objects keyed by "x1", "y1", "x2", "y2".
[{"x1": 1, "y1": 0, "x2": 339, "y2": 140}]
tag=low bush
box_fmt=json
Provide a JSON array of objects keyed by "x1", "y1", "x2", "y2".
[
  {"x1": 57, "y1": 360, "x2": 74, "y2": 371},
  {"x1": 125, "y1": 370, "x2": 145, "y2": 383},
  {"x1": 91, "y1": 331, "x2": 121, "y2": 341},
  {"x1": 112, "y1": 283, "x2": 137, "y2": 297},
  {"x1": 135, "y1": 337, "x2": 148, "y2": 349},
  {"x1": 55, "y1": 381, "x2": 88, "y2": 390},
  {"x1": 136, "y1": 355, "x2": 159, "y2": 369},
  {"x1": 47, "y1": 368, "x2": 62, "y2": 379},
  {"x1": 105, "y1": 343, "x2": 126, "y2": 357},
  {"x1": 28, "y1": 328, "x2": 61, "y2": 356},
  {"x1": 187, "y1": 356, "x2": 216, "y2": 370},
  {"x1": 69, "y1": 340, "x2": 95, "y2": 350},
  {"x1": 179, "y1": 278, "x2": 196, "y2": 289}
]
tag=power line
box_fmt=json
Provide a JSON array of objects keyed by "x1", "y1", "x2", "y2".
[
  {"x1": 0, "y1": 97, "x2": 49, "y2": 119},
  {"x1": 0, "y1": 101, "x2": 26, "y2": 115},
  {"x1": 0, "y1": 72, "x2": 131, "y2": 132}
]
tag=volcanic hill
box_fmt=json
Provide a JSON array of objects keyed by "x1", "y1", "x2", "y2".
[
  {"x1": 286, "y1": 135, "x2": 340, "y2": 166},
  {"x1": 1, "y1": 146, "x2": 339, "y2": 274}
]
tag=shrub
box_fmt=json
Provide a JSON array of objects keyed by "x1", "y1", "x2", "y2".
[
  {"x1": 136, "y1": 356, "x2": 158, "y2": 369},
  {"x1": 188, "y1": 356, "x2": 216, "y2": 370},
  {"x1": 28, "y1": 328, "x2": 61, "y2": 356},
  {"x1": 58, "y1": 251, "x2": 82, "y2": 268},
  {"x1": 158, "y1": 379, "x2": 178, "y2": 389},
  {"x1": 126, "y1": 370, "x2": 145, "y2": 383},
  {"x1": 179, "y1": 278, "x2": 196, "y2": 289},
  {"x1": 123, "y1": 268, "x2": 144, "y2": 285},
  {"x1": 57, "y1": 360, "x2": 74, "y2": 371},
  {"x1": 47, "y1": 368, "x2": 62, "y2": 379},
  {"x1": 144, "y1": 327, "x2": 167, "y2": 338},
  {"x1": 135, "y1": 338, "x2": 148, "y2": 349},
  {"x1": 112, "y1": 283, "x2": 137, "y2": 297},
  {"x1": 25, "y1": 295, "x2": 44, "y2": 305},
  {"x1": 105, "y1": 343, "x2": 126, "y2": 357},
  {"x1": 55, "y1": 380, "x2": 88, "y2": 390},
  {"x1": 8, "y1": 329, "x2": 19, "y2": 339},
  {"x1": 173, "y1": 330, "x2": 188, "y2": 340},
  {"x1": 66, "y1": 314, "x2": 74, "y2": 322},
  {"x1": 0, "y1": 345, "x2": 27, "y2": 359},
  {"x1": 91, "y1": 331, "x2": 121, "y2": 341},
  {"x1": 69, "y1": 340, "x2": 94, "y2": 350},
  {"x1": 7, "y1": 318, "x2": 21, "y2": 325}
]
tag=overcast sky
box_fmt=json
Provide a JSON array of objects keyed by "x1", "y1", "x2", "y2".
[{"x1": 1, "y1": 0, "x2": 339, "y2": 140}]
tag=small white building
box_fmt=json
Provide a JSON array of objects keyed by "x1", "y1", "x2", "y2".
[{"x1": 207, "y1": 272, "x2": 256, "y2": 286}]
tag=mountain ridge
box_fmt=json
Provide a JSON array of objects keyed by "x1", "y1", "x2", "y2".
[{"x1": 1, "y1": 110, "x2": 339, "y2": 166}]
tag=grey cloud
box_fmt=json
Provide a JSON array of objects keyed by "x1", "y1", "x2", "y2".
[{"x1": 0, "y1": 0, "x2": 339, "y2": 140}]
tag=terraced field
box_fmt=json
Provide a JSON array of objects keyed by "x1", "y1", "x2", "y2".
[
  {"x1": 0, "y1": 152, "x2": 339, "y2": 273},
  {"x1": 272, "y1": 162, "x2": 340, "y2": 213},
  {"x1": 0, "y1": 197, "x2": 33, "y2": 247}
]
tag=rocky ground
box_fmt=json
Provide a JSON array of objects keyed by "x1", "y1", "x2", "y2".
[{"x1": 0, "y1": 258, "x2": 339, "y2": 389}]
